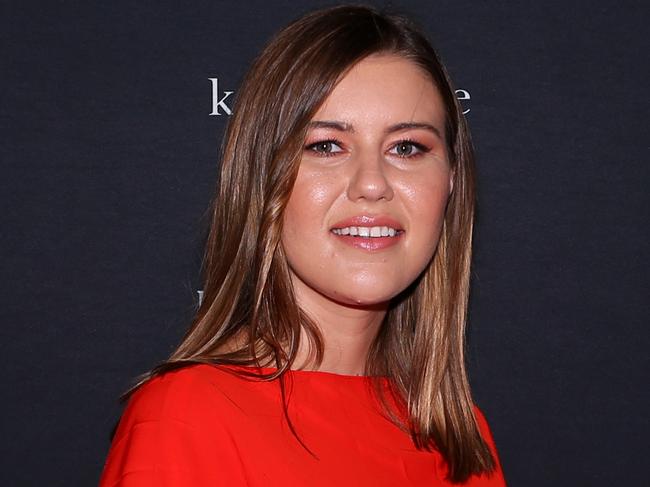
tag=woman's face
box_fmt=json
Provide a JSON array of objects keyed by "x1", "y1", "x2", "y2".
[{"x1": 282, "y1": 54, "x2": 454, "y2": 307}]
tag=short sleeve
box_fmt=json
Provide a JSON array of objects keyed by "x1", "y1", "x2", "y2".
[{"x1": 98, "y1": 366, "x2": 248, "y2": 487}]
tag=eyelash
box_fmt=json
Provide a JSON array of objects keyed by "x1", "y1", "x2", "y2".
[{"x1": 304, "y1": 138, "x2": 431, "y2": 159}]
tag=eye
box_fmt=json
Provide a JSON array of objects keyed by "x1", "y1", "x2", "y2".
[
  {"x1": 305, "y1": 139, "x2": 344, "y2": 157},
  {"x1": 388, "y1": 140, "x2": 430, "y2": 158}
]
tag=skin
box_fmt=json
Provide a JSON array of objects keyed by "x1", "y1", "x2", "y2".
[{"x1": 281, "y1": 54, "x2": 454, "y2": 375}]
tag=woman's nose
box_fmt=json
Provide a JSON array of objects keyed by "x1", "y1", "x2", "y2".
[{"x1": 346, "y1": 150, "x2": 395, "y2": 202}]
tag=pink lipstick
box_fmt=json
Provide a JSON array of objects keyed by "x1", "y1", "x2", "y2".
[{"x1": 329, "y1": 215, "x2": 404, "y2": 251}]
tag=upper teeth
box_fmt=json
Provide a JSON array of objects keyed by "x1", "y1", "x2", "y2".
[{"x1": 332, "y1": 226, "x2": 400, "y2": 237}]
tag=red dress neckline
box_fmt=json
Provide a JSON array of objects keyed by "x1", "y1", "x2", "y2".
[{"x1": 219, "y1": 363, "x2": 390, "y2": 381}]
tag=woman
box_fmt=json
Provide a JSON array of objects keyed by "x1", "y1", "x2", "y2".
[{"x1": 99, "y1": 5, "x2": 506, "y2": 486}]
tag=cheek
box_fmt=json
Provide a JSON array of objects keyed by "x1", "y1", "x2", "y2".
[
  {"x1": 285, "y1": 169, "x2": 332, "y2": 221},
  {"x1": 399, "y1": 170, "x2": 451, "y2": 255},
  {"x1": 282, "y1": 170, "x2": 339, "y2": 258},
  {"x1": 281, "y1": 170, "x2": 347, "y2": 299}
]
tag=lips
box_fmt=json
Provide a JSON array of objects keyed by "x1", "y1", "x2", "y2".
[
  {"x1": 329, "y1": 214, "x2": 405, "y2": 251},
  {"x1": 330, "y1": 215, "x2": 404, "y2": 231}
]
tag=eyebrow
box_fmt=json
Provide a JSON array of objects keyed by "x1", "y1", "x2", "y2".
[{"x1": 307, "y1": 120, "x2": 443, "y2": 140}]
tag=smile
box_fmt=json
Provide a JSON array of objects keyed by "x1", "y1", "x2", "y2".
[
  {"x1": 329, "y1": 225, "x2": 404, "y2": 252},
  {"x1": 331, "y1": 226, "x2": 403, "y2": 237}
]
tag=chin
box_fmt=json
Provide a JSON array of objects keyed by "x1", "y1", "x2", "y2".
[{"x1": 326, "y1": 284, "x2": 401, "y2": 308}]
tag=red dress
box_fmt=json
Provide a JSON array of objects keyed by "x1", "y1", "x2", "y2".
[{"x1": 98, "y1": 364, "x2": 506, "y2": 486}]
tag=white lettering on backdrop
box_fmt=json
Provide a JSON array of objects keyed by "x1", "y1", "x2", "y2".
[{"x1": 209, "y1": 78, "x2": 471, "y2": 115}]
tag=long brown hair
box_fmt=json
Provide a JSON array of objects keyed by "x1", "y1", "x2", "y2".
[{"x1": 121, "y1": 5, "x2": 495, "y2": 483}]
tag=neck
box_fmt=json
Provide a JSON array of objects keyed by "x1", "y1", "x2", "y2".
[{"x1": 290, "y1": 275, "x2": 388, "y2": 376}]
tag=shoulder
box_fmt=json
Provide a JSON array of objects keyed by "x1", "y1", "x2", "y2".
[
  {"x1": 128, "y1": 364, "x2": 226, "y2": 405},
  {"x1": 100, "y1": 364, "x2": 252, "y2": 486},
  {"x1": 115, "y1": 364, "x2": 243, "y2": 436}
]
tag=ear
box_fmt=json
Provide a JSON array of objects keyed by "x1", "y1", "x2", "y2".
[{"x1": 449, "y1": 169, "x2": 455, "y2": 195}]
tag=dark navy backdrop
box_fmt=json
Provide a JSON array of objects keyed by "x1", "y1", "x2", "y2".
[{"x1": 2, "y1": 1, "x2": 648, "y2": 485}]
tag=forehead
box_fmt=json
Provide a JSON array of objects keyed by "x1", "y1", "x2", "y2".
[{"x1": 312, "y1": 54, "x2": 446, "y2": 129}]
